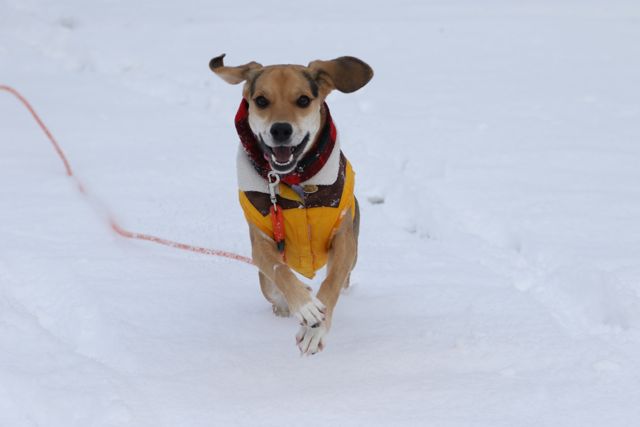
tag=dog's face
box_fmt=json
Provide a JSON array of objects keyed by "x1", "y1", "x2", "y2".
[
  {"x1": 245, "y1": 66, "x2": 323, "y2": 173},
  {"x1": 210, "y1": 55, "x2": 373, "y2": 174}
]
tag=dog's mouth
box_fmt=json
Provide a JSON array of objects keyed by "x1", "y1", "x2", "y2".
[{"x1": 259, "y1": 133, "x2": 310, "y2": 172}]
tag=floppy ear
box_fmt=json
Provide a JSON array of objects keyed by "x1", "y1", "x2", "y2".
[
  {"x1": 209, "y1": 53, "x2": 262, "y2": 85},
  {"x1": 308, "y1": 56, "x2": 373, "y2": 94}
]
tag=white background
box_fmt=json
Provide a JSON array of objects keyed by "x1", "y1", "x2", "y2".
[{"x1": 1, "y1": 0, "x2": 640, "y2": 425}]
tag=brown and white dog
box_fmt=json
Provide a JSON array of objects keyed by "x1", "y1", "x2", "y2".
[{"x1": 210, "y1": 54, "x2": 373, "y2": 355}]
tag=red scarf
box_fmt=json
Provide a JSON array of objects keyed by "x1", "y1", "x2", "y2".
[{"x1": 234, "y1": 99, "x2": 337, "y2": 185}]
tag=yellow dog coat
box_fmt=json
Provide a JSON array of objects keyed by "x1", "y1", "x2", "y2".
[{"x1": 239, "y1": 154, "x2": 355, "y2": 279}]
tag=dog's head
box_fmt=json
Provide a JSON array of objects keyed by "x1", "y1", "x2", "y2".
[{"x1": 210, "y1": 54, "x2": 373, "y2": 174}]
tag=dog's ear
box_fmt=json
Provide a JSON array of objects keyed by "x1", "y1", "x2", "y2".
[
  {"x1": 308, "y1": 56, "x2": 373, "y2": 95},
  {"x1": 209, "y1": 54, "x2": 262, "y2": 85}
]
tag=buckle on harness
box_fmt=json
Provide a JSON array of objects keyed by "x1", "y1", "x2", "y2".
[{"x1": 267, "y1": 171, "x2": 280, "y2": 208}]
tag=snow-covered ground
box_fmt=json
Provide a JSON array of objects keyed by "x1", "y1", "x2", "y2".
[{"x1": 2, "y1": 0, "x2": 640, "y2": 425}]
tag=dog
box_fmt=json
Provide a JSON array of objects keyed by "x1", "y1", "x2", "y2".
[{"x1": 209, "y1": 54, "x2": 373, "y2": 355}]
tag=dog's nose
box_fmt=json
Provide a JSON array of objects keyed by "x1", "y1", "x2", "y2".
[{"x1": 270, "y1": 122, "x2": 293, "y2": 143}]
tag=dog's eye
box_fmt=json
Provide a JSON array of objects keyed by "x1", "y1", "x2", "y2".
[
  {"x1": 296, "y1": 95, "x2": 311, "y2": 108},
  {"x1": 254, "y1": 96, "x2": 269, "y2": 109}
]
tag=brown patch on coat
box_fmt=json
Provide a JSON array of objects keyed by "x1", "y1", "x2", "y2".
[{"x1": 244, "y1": 154, "x2": 348, "y2": 216}]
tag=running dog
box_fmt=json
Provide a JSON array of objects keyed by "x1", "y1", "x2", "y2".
[{"x1": 210, "y1": 54, "x2": 373, "y2": 355}]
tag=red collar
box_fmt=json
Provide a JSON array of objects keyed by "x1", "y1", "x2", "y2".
[{"x1": 235, "y1": 99, "x2": 337, "y2": 185}]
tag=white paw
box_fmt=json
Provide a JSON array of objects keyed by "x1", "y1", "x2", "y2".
[
  {"x1": 293, "y1": 296, "x2": 326, "y2": 327},
  {"x1": 272, "y1": 303, "x2": 290, "y2": 317},
  {"x1": 296, "y1": 323, "x2": 328, "y2": 355}
]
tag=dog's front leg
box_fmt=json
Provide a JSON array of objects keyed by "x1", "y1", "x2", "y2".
[
  {"x1": 297, "y1": 215, "x2": 357, "y2": 355},
  {"x1": 249, "y1": 224, "x2": 326, "y2": 327}
]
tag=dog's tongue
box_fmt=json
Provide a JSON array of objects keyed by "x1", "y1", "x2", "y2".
[{"x1": 273, "y1": 146, "x2": 293, "y2": 163}]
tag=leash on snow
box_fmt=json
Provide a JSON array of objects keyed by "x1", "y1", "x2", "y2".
[{"x1": 0, "y1": 84, "x2": 254, "y2": 266}]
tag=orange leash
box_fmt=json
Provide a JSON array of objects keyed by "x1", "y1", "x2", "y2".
[{"x1": 0, "y1": 84, "x2": 253, "y2": 266}]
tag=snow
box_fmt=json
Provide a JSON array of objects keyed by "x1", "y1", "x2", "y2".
[{"x1": 2, "y1": 0, "x2": 640, "y2": 425}]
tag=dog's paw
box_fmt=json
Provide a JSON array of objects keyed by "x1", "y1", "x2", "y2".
[
  {"x1": 272, "y1": 303, "x2": 290, "y2": 317},
  {"x1": 293, "y1": 296, "x2": 326, "y2": 327},
  {"x1": 296, "y1": 323, "x2": 328, "y2": 356}
]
